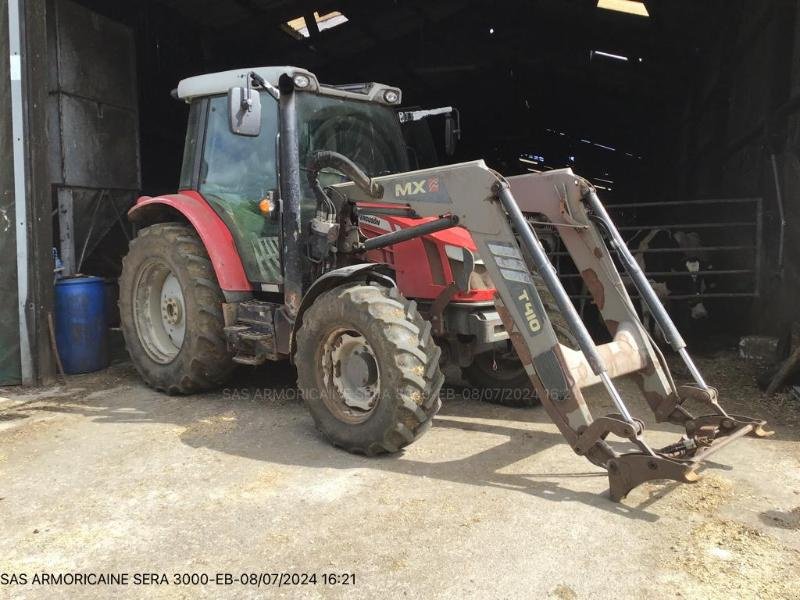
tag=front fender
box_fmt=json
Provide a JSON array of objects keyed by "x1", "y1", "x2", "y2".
[
  {"x1": 129, "y1": 192, "x2": 252, "y2": 292},
  {"x1": 291, "y1": 263, "x2": 395, "y2": 357}
]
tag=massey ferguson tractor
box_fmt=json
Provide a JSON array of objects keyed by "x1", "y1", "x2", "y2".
[{"x1": 120, "y1": 66, "x2": 770, "y2": 500}]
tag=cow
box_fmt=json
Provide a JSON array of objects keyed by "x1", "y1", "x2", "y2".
[{"x1": 628, "y1": 228, "x2": 715, "y2": 339}]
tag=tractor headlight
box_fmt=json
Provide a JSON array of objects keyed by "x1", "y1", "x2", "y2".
[
  {"x1": 383, "y1": 89, "x2": 401, "y2": 104},
  {"x1": 293, "y1": 73, "x2": 311, "y2": 89}
]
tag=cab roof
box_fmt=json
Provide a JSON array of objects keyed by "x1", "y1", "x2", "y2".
[{"x1": 176, "y1": 66, "x2": 402, "y2": 105}]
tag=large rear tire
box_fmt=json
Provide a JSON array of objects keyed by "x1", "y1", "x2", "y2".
[
  {"x1": 119, "y1": 223, "x2": 235, "y2": 394},
  {"x1": 296, "y1": 283, "x2": 443, "y2": 455},
  {"x1": 463, "y1": 273, "x2": 577, "y2": 408}
]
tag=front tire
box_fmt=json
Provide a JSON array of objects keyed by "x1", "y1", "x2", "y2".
[
  {"x1": 296, "y1": 283, "x2": 444, "y2": 455},
  {"x1": 119, "y1": 222, "x2": 235, "y2": 394}
]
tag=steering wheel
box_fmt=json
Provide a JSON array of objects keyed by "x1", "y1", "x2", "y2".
[{"x1": 310, "y1": 114, "x2": 397, "y2": 177}]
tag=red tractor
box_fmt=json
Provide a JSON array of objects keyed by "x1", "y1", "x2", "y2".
[{"x1": 121, "y1": 67, "x2": 768, "y2": 500}]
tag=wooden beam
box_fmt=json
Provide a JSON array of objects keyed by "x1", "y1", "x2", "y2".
[
  {"x1": 22, "y1": 0, "x2": 56, "y2": 382},
  {"x1": 766, "y1": 343, "x2": 800, "y2": 395},
  {"x1": 303, "y1": 12, "x2": 320, "y2": 37}
]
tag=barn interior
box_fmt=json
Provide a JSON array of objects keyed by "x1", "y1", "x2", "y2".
[{"x1": 3, "y1": 0, "x2": 799, "y2": 383}]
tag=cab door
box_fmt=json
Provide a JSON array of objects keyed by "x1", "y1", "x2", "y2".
[{"x1": 180, "y1": 92, "x2": 282, "y2": 286}]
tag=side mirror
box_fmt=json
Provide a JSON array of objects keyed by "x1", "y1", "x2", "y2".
[
  {"x1": 444, "y1": 109, "x2": 461, "y2": 157},
  {"x1": 228, "y1": 87, "x2": 261, "y2": 136}
]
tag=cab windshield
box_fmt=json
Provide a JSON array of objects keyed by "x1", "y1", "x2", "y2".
[{"x1": 296, "y1": 92, "x2": 409, "y2": 201}]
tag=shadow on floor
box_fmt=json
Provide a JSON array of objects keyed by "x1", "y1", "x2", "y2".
[
  {"x1": 8, "y1": 351, "x2": 794, "y2": 522},
  {"x1": 4, "y1": 364, "x2": 702, "y2": 522}
]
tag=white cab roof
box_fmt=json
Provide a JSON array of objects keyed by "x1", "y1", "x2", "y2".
[
  {"x1": 177, "y1": 66, "x2": 309, "y2": 101},
  {"x1": 176, "y1": 65, "x2": 401, "y2": 105}
]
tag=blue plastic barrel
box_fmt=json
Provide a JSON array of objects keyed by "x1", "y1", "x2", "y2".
[{"x1": 55, "y1": 276, "x2": 109, "y2": 374}]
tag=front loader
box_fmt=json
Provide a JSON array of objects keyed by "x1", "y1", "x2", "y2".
[{"x1": 120, "y1": 66, "x2": 770, "y2": 500}]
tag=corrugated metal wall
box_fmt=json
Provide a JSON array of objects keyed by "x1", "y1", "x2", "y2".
[{"x1": 0, "y1": 0, "x2": 22, "y2": 385}]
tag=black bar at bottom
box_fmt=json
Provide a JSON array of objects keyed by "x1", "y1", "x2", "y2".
[{"x1": 357, "y1": 214, "x2": 459, "y2": 252}]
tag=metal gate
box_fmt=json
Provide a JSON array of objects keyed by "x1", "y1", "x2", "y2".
[{"x1": 544, "y1": 197, "x2": 764, "y2": 306}]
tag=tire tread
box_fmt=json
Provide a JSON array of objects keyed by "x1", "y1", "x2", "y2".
[
  {"x1": 296, "y1": 283, "x2": 442, "y2": 455},
  {"x1": 119, "y1": 222, "x2": 235, "y2": 395}
]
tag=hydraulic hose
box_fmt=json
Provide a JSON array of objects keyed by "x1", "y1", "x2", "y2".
[{"x1": 306, "y1": 151, "x2": 383, "y2": 211}]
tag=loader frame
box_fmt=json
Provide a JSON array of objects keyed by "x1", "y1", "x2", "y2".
[{"x1": 336, "y1": 160, "x2": 771, "y2": 500}]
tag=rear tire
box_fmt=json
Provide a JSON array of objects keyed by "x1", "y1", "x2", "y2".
[
  {"x1": 119, "y1": 223, "x2": 235, "y2": 394},
  {"x1": 296, "y1": 283, "x2": 443, "y2": 455},
  {"x1": 463, "y1": 273, "x2": 577, "y2": 408}
]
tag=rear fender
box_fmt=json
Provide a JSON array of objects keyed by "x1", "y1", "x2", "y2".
[
  {"x1": 291, "y1": 263, "x2": 396, "y2": 358},
  {"x1": 128, "y1": 192, "x2": 252, "y2": 293}
]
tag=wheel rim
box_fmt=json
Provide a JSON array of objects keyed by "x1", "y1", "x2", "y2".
[
  {"x1": 321, "y1": 328, "x2": 381, "y2": 423},
  {"x1": 133, "y1": 259, "x2": 186, "y2": 364}
]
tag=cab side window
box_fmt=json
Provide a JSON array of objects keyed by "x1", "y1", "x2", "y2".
[
  {"x1": 201, "y1": 95, "x2": 278, "y2": 198},
  {"x1": 178, "y1": 100, "x2": 203, "y2": 190}
]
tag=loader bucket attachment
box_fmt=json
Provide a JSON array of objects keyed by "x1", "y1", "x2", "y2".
[{"x1": 335, "y1": 161, "x2": 770, "y2": 501}]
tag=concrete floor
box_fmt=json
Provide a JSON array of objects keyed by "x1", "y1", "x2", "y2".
[{"x1": 1, "y1": 352, "x2": 799, "y2": 599}]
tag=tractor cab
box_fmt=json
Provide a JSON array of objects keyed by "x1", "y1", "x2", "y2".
[{"x1": 174, "y1": 67, "x2": 412, "y2": 288}]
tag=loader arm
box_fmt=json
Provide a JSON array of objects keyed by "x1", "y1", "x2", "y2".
[{"x1": 335, "y1": 160, "x2": 770, "y2": 501}]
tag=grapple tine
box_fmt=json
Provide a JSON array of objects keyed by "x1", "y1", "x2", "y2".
[
  {"x1": 685, "y1": 414, "x2": 773, "y2": 441},
  {"x1": 608, "y1": 454, "x2": 700, "y2": 502},
  {"x1": 749, "y1": 420, "x2": 774, "y2": 438},
  {"x1": 687, "y1": 425, "x2": 754, "y2": 463},
  {"x1": 608, "y1": 412, "x2": 770, "y2": 499}
]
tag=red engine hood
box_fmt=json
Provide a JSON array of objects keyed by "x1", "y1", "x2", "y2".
[{"x1": 357, "y1": 211, "x2": 495, "y2": 303}]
